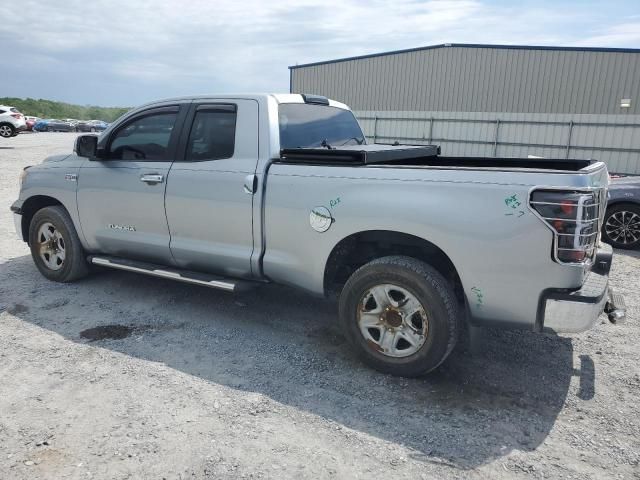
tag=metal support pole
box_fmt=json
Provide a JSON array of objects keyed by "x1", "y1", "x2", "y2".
[
  {"x1": 428, "y1": 117, "x2": 434, "y2": 144},
  {"x1": 565, "y1": 121, "x2": 574, "y2": 159},
  {"x1": 493, "y1": 119, "x2": 500, "y2": 157},
  {"x1": 373, "y1": 115, "x2": 378, "y2": 143}
]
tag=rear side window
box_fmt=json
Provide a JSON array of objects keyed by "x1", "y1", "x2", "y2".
[
  {"x1": 0, "y1": 109, "x2": 5, "y2": 114},
  {"x1": 278, "y1": 103, "x2": 365, "y2": 149},
  {"x1": 186, "y1": 106, "x2": 237, "y2": 161},
  {"x1": 10, "y1": 108, "x2": 20, "y2": 113},
  {"x1": 109, "y1": 112, "x2": 177, "y2": 160}
]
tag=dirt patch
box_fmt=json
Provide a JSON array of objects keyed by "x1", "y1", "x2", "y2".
[
  {"x1": 80, "y1": 325, "x2": 134, "y2": 341},
  {"x1": 8, "y1": 303, "x2": 29, "y2": 315}
]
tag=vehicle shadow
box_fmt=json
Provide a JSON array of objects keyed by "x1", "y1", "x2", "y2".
[{"x1": 0, "y1": 255, "x2": 586, "y2": 470}]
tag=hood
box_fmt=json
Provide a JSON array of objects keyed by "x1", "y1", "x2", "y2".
[{"x1": 42, "y1": 154, "x2": 71, "y2": 163}]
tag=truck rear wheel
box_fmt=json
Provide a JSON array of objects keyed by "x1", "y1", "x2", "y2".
[
  {"x1": 28, "y1": 206, "x2": 89, "y2": 283},
  {"x1": 338, "y1": 256, "x2": 459, "y2": 377}
]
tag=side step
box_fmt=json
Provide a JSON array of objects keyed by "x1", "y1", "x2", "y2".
[{"x1": 88, "y1": 256, "x2": 255, "y2": 293}]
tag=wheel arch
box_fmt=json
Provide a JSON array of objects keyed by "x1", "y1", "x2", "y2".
[
  {"x1": 19, "y1": 195, "x2": 66, "y2": 243},
  {"x1": 606, "y1": 199, "x2": 640, "y2": 209},
  {"x1": 323, "y1": 230, "x2": 464, "y2": 301}
]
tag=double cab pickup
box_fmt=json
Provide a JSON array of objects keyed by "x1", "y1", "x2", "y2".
[{"x1": 11, "y1": 93, "x2": 625, "y2": 376}]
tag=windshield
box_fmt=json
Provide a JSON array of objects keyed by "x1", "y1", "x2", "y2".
[{"x1": 278, "y1": 103, "x2": 365, "y2": 149}]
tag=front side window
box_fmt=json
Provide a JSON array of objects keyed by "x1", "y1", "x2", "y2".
[
  {"x1": 186, "y1": 107, "x2": 237, "y2": 161},
  {"x1": 109, "y1": 112, "x2": 177, "y2": 160},
  {"x1": 278, "y1": 103, "x2": 365, "y2": 149}
]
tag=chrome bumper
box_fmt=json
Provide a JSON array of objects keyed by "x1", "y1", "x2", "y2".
[{"x1": 542, "y1": 243, "x2": 618, "y2": 333}]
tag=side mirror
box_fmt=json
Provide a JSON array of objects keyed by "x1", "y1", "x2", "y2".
[{"x1": 74, "y1": 135, "x2": 99, "y2": 159}]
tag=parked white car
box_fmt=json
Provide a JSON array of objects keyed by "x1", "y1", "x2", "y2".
[{"x1": 0, "y1": 105, "x2": 27, "y2": 138}]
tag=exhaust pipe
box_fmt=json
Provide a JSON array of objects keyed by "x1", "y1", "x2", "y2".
[{"x1": 605, "y1": 288, "x2": 626, "y2": 324}]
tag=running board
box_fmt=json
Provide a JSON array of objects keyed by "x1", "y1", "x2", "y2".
[{"x1": 88, "y1": 256, "x2": 254, "y2": 293}]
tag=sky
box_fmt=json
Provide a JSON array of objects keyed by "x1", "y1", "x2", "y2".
[{"x1": 1, "y1": 0, "x2": 639, "y2": 107}]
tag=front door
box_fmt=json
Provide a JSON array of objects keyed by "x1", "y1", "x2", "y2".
[
  {"x1": 77, "y1": 106, "x2": 184, "y2": 264},
  {"x1": 165, "y1": 99, "x2": 259, "y2": 278}
]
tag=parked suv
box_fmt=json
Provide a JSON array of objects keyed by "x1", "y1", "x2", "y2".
[{"x1": 0, "y1": 105, "x2": 27, "y2": 138}]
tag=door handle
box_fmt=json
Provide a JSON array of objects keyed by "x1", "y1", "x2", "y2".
[
  {"x1": 243, "y1": 174, "x2": 257, "y2": 194},
  {"x1": 140, "y1": 174, "x2": 164, "y2": 184}
]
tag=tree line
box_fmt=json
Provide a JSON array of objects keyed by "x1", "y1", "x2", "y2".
[{"x1": 0, "y1": 97, "x2": 130, "y2": 122}]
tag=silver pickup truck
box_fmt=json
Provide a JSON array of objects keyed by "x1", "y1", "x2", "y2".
[{"x1": 11, "y1": 93, "x2": 626, "y2": 377}]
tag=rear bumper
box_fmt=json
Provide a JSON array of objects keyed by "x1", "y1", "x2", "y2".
[{"x1": 540, "y1": 243, "x2": 615, "y2": 333}]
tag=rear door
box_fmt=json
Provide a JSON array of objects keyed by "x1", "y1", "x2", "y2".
[
  {"x1": 165, "y1": 99, "x2": 259, "y2": 278},
  {"x1": 77, "y1": 105, "x2": 186, "y2": 264}
]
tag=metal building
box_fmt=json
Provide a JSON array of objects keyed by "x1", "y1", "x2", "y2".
[{"x1": 290, "y1": 44, "x2": 640, "y2": 174}]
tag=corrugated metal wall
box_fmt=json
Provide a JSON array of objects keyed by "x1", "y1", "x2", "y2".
[
  {"x1": 291, "y1": 45, "x2": 640, "y2": 114},
  {"x1": 290, "y1": 45, "x2": 640, "y2": 174},
  {"x1": 354, "y1": 110, "x2": 640, "y2": 174}
]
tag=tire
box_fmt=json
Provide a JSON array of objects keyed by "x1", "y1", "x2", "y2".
[
  {"x1": 28, "y1": 206, "x2": 89, "y2": 282},
  {"x1": 602, "y1": 203, "x2": 640, "y2": 249},
  {"x1": 338, "y1": 255, "x2": 460, "y2": 377},
  {"x1": 0, "y1": 123, "x2": 15, "y2": 138}
]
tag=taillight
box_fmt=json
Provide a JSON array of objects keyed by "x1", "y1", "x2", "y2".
[
  {"x1": 10, "y1": 114, "x2": 22, "y2": 119},
  {"x1": 530, "y1": 190, "x2": 601, "y2": 264}
]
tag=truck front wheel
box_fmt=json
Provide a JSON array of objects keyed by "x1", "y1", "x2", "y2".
[
  {"x1": 28, "y1": 206, "x2": 89, "y2": 282},
  {"x1": 338, "y1": 256, "x2": 460, "y2": 377}
]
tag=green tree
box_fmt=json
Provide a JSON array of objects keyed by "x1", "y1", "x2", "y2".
[{"x1": 0, "y1": 97, "x2": 130, "y2": 122}]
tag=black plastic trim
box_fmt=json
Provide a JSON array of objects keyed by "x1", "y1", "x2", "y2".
[
  {"x1": 280, "y1": 145, "x2": 439, "y2": 165},
  {"x1": 10, "y1": 201, "x2": 22, "y2": 214},
  {"x1": 301, "y1": 94, "x2": 330, "y2": 105}
]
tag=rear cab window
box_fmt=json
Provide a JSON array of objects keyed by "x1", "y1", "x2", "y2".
[
  {"x1": 186, "y1": 105, "x2": 237, "y2": 161},
  {"x1": 278, "y1": 103, "x2": 365, "y2": 149}
]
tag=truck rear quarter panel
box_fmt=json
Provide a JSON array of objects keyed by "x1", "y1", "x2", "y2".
[{"x1": 263, "y1": 163, "x2": 607, "y2": 329}]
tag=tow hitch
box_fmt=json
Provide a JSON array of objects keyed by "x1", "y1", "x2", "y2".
[{"x1": 605, "y1": 288, "x2": 626, "y2": 324}]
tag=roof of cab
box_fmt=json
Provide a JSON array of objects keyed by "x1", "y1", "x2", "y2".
[{"x1": 130, "y1": 93, "x2": 350, "y2": 111}]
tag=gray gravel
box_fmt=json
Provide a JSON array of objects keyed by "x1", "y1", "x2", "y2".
[{"x1": 1, "y1": 133, "x2": 639, "y2": 479}]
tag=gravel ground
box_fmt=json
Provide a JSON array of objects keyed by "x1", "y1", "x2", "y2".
[{"x1": 1, "y1": 133, "x2": 639, "y2": 480}]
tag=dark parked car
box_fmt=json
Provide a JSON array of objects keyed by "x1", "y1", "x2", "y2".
[
  {"x1": 76, "y1": 120, "x2": 109, "y2": 132},
  {"x1": 602, "y1": 175, "x2": 640, "y2": 249},
  {"x1": 35, "y1": 119, "x2": 75, "y2": 132}
]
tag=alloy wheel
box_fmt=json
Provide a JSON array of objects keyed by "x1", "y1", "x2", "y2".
[
  {"x1": 357, "y1": 283, "x2": 429, "y2": 357},
  {"x1": 37, "y1": 222, "x2": 66, "y2": 270},
  {"x1": 605, "y1": 210, "x2": 640, "y2": 245}
]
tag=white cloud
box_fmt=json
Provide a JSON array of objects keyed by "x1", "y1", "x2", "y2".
[
  {"x1": 1, "y1": 0, "x2": 638, "y2": 104},
  {"x1": 574, "y1": 22, "x2": 640, "y2": 47}
]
